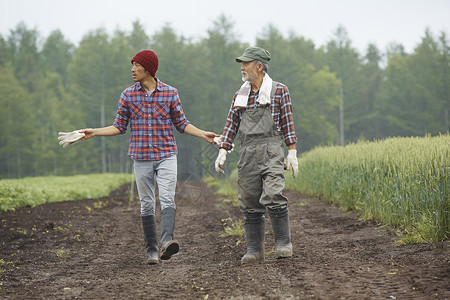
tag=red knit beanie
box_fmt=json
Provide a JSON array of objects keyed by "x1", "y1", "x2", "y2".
[{"x1": 131, "y1": 50, "x2": 159, "y2": 77}]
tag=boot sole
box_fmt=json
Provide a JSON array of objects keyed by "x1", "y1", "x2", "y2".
[
  {"x1": 241, "y1": 254, "x2": 265, "y2": 265},
  {"x1": 160, "y1": 241, "x2": 179, "y2": 260},
  {"x1": 146, "y1": 252, "x2": 160, "y2": 265},
  {"x1": 275, "y1": 254, "x2": 292, "y2": 259},
  {"x1": 146, "y1": 259, "x2": 159, "y2": 265},
  {"x1": 275, "y1": 244, "x2": 293, "y2": 259},
  {"x1": 275, "y1": 250, "x2": 293, "y2": 259}
]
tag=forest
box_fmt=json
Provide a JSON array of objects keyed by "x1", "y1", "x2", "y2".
[{"x1": 0, "y1": 16, "x2": 448, "y2": 179}]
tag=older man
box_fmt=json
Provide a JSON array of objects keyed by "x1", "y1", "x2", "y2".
[{"x1": 215, "y1": 47, "x2": 298, "y2": 264}]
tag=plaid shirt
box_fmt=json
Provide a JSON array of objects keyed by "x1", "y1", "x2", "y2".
[
  {"x1": 113, "y1": 79, "x2": 190, "y2": 160},
  {"x1": 220, "y1": 82, "x2": 297, "y2": 150}
]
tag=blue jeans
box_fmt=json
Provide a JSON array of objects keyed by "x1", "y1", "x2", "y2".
[{"x1": 133, "y1": 155, "x2": 177, "y2": 217}]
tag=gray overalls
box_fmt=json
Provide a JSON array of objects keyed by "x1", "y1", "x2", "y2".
[
  {"x1": 237, "y1": 102, "x2": 288, "y2": 214},
  {"x1": 236, "y1": 84, "x2": 294, "y2": 264}
]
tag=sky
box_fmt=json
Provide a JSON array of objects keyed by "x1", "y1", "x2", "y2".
[{"x1": 1, "y1": 0, "x2": 449, "y2": 54}]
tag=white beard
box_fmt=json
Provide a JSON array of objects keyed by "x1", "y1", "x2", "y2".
[{"x1": 241, "y1": 72, "x2": 248, "y2": 82}]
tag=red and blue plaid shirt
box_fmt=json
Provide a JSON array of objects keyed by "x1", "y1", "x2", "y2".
[
  {"x1": 113, "y1": 79, "x2": 190, "y2": 160},
  {"x1": 220, "y1": 82, "x2": 297, "y2": 150}
]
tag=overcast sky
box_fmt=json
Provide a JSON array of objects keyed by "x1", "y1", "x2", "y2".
[{"x1": 1, "y1": 0, "x2": 449, "y2": 54}]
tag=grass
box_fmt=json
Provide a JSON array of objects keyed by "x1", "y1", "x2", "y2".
[
  {"x1": 286, "y1": 134, "x2": 449, "y2": 244},
  {"x1": 0, "y1": 173, "x2": 134, "y2": 212},
  {"x1": 205, "y1": 170, "x2": 239, "y2": 207}
]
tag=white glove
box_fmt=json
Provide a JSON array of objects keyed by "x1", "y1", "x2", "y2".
[
  {"x1": 286, "y1": 149, "x2": 298, "y2": 178},
  {"x1": 213, "y1": 135, "x2": 234, "y2": 153},
  {"x1": 58, "y1": 130, "x2": 85, "y2": 148},
  {"x1": 215, "y1": 149, "x2": 228, "y2": 174}
]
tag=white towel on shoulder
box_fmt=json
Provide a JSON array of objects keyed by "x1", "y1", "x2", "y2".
[{"x1": 234, "y1": 73, "x2": 273, "y2": 109}]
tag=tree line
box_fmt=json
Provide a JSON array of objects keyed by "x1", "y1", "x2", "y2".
[{"x1": 0, "y1": 16, "x2": 448, "y2": 179}]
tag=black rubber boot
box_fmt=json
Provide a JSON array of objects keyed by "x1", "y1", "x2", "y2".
[
  {"x1": 269, "y1": 206, "x2": 293, "y2": 258},
  {"x1": 160, "y1": 207, "x2": 179, "y2": 260},
  {"x1": 241, "y1": 213, "x2": 265, "y2": 265},
  {"x1": 141, "y1": 215, "x2": 159, "y2": 265}
]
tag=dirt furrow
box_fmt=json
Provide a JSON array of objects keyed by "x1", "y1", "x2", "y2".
[{"x1": 0, "y1": 181, "x2": 448, "y2": 299}]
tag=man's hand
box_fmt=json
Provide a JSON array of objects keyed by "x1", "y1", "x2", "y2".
[
  {"x1": 203, "y1": 131, "x2": 220, "y2": 144},
  {"x1": 58, "y1": 130, "x2": 85, "y2": 148},
  {"x1": 183, "y1": 124, "x2": 219, "y2": 144},
  {"x1": 286, "y1": 149, "x2": 298, "y2": 178},
  {"x1": 213, "y1": 135, "x2": 235, "y2": 153},
  {"x1": 78, "y1": 128, "x2": 95, "y2": 140},
  {"x1": 215, "y1": 149, "x2": 228, "y2": 174}
]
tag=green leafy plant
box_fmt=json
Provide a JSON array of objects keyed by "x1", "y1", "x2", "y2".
[
  {"x1": 55, "y1": 249, "x2": 66, "y2": 258},
  {"x1": 93, "y1": 200, "x2": 108, "y2": 209},
  {"x1": 220, "y1": 217, "x2": 244, "y2": 237}
]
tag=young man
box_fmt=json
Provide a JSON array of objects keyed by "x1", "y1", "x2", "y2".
[
  {"x1": 59, "y1": 50, "x2": 218, "y2": 265},
  {"x1": 215, "y1": 47, "x2": 299, "y2": 264}
]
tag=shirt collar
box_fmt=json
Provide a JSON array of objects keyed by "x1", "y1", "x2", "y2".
[
  {"x1": 135, "y1": 78, "x2": 161, "y2": 92},
  {"x1": 154, "y1": 78, "x2": 162, "y2": 91}
]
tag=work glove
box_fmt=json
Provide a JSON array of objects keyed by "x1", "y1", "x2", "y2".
[
  {"x1": 213, "y1": 136, "x2": 234, "y2": 153},
  {"x1": 58, "y1": 130, "x2": 85, "y2": 149},
  {"x1": 286, "y1": 149, "x2": 299, "y2": 178},
  {"x1": 215, "y1": 148, "x2": 228, "y2": 174}
]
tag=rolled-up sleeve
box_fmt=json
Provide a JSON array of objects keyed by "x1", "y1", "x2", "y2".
[
  {"x1": 278, "y1": 85, "x2": 297, "y2": 146},
  {"x1": 170, "y1": 90, "x2": 190, "y2": 133},
  {"x1": 220, "y1": 95, "x2": 241, "y2": 151},
  {"x1": 113, "y1": 92, "x2": 130, "y2": 134}
]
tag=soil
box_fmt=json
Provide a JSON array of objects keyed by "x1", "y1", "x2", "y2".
[{"x1": 0, "y1": 180, "x2": 448, "y2": 299}]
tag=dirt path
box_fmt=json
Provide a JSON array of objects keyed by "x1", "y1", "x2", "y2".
[{"x1": 1, "y1": 181, "x2": 448, "y2": 299}]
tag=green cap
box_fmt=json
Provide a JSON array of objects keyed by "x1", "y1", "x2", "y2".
[{"x1": 236, "y1": 47, "x2": 271, "y2": 63}]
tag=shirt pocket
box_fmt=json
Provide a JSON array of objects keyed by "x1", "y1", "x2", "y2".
[
  {"x1": 153, "y1": 103, "x2": 170, "y2": 119},
  {"x1": 129, "y1": 102, "x2": 145, "y2": 118}
]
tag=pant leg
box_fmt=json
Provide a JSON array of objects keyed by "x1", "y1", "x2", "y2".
[
  {"x1": 260, "y1": 143, "x2": 288, "y2": 209},
  {"x1": 237, "y1": 145, "x2": 265, "y2": 214},
  {"x1": 134, "y1": 160, "x2": 157, "y2": 216},
  {"x1": 155, "y1": 155, "x2": 178, "y2": 211}
]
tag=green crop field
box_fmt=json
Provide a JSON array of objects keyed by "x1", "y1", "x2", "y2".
[
  {"x1": 286, "y1": 134, "x2": 449, "y2": 243},
  {"x1": 0, "y1": 173, "x2": 134, "y2": 212}
]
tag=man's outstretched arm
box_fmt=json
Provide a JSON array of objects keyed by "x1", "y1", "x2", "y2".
[
  {"x1": 183, "y1": 124, "x2": 219, "y2": 144},
  {"x1": 80, "y1": 126, "x2": 121, "y2": 140}
]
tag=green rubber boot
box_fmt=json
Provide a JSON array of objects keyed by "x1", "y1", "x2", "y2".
[
  {"x1": 241, "y1": 213, "x2": 265, "y2": 265},
  {"x1": 160, "y1": 207, "x2": 180, "y2": 260},
  {"x1": 269, "y1": 206, "x2": 292, "y2": 258},
  {"x1": 141, "y1": 215, "x2": 159, "y2": 265}
]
